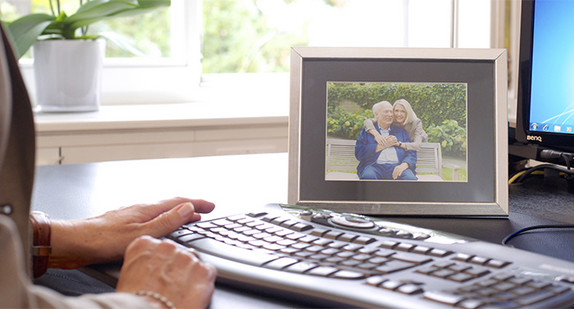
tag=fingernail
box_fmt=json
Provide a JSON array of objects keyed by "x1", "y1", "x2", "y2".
[{"x1": 177, "y1": 202, "x2": 195, "y2": 218}]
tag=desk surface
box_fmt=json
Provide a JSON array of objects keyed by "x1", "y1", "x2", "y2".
[{"x1": 32, "y1": 153, "x2": 574, "y2": 307}]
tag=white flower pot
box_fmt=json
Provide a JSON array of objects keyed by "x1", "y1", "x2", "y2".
[{"x1": 33, "y1": 40, "x2": 105, "y2": 112}]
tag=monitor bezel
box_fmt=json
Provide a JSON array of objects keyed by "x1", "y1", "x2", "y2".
[{"x1": 288, "y1": 47, "x2": 508, "y2": 216}]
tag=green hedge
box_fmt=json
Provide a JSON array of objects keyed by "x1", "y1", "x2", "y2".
[{"x1": 327, "y1": 82, "x2": 466, "y2": 131}]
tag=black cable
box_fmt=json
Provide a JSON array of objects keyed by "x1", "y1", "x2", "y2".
[
  {"x1": 513, "y1": 164, "x2": 574, "y2": 184},
  {"x1": 502, "y1": 224, "x2": 574, "y2": 246},
  {"x1": 539, "y1": 149, "x2": 574, "y2": 169}
]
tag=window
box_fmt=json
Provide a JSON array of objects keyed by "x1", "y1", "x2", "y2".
[
  {"x1": 2, "y1": 0, "x2": 492, "y2": 106},
  {"x1": 1, "y1": 0, "x2": 200, "y2": 105},
  {"x1": 200, "y1": 0, "x2": 491, "y2": 109},
  {"x1": 202, "y1": 0, "x2": 492, "y2": 74}
]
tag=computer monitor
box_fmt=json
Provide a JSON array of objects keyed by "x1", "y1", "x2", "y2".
[{"x1": 513, "y1": 0, "x2": 574, "y2": 163}]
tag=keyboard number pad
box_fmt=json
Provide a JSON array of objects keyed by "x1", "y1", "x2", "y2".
[{"x1": 423, "y1": 272, "x2": 574, "y2": 308}]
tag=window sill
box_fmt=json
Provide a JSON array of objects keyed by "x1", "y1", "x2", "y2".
[
  {"x1": 34, "y1": 100, "x2": 289, "y2": 165},
  {"x1": 34, "y1": 100, "x2": 288, "y2": 132}
]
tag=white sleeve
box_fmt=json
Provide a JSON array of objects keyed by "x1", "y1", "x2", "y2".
[{"x1": 0, "y1": 216, "x2": 153, "y2": 309}]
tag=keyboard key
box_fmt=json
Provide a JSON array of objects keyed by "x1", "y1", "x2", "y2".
[
  {"x1": 469, "y1": 256, "x2": 490, "y2": 265},
  {"x1": 324, "y1": 231, "x2": 343, "y2": 239},
  {"x1": 342, "y1": 244, "x2": 363, "y2": 252},
  {"x1": 381, "y1": 280, "x2": 403, "y2": 291},
  {"x1": 423, "y1": 291, "x2": 465, "y2": 305},
  {"x1": 448, "y1": 273, "x2": 474, "y2": 283},
  {"x1": 178, "y1": 233, "x2": 206, "y2": 243},
  {"x1": 290, "y1": 222, "x2": 313, "y2": 232},
  {"x1": 352, "y1": 236, "x2": 376, "y2": 245},
  {"x1": 307, "y1": 266, "x2": 338, "y2": 277},
  {"x1": 457, "y1": 298, "x2": 485, "y2": 309},
  {"x1": 189, "y1": 238, "x2": 278, "y2": 266},
  {"x1": 365, "y1": 276, "x2": 386, "y2": 286},
  {"x1": 337, "y1": 233, "x2": 358, "y2": 242},
  {"x1": 196, "y1": 222, "x2": 217, "y2": 229},
  {"x1": 397, "y1": 284, "x2": 424, "y2": 295},
  {"x1": 285, "y1": 262, "x2": 318, "y2": 273},
  {"x1": 395, "y1": 243, "x2": 415, "y2": 252},
  {"x1": 493, "y1": 282, "x2": 516, "y2": 292},
  {"x1": 431, "y1": 269, "x2": 457, "y2": 279},
  {"x1": 246, "y1": 211, "x2": 268, "y2": 218},
  {"x1": 332, "y1": 270, "x2": 366, "y2": 279},
  {"x1": 319, "y1": 248, "x2": 340, "y2": 256},
  {"x1": 212, "y1": 219, "x2": 234, "y2": 226},
  {"x1": 515, "y1": 291, "x2": 555, "y2": 306},
  {"x1": 411, "y1": 245, "x2": 432, "y2": 255},
  {"x1": 378, "y1": 240, "x2": 399, "y2": 249},
  {"x1": 453, "y1": 253, "x2": 473, "y2": 262},
  {"x1": 527, "y1": 280, "x2": 551, "y2": 290},
  {"x1": 391, "y1": 252, "x2": 433, "y2": 264},
  {"x1": 168, "y1": 229, "x2": 194, "y2": 238},
  {"x1": 374, "y1": 248, "x2": 395, "y2": 258},
  {"x1": 375, "y1": 260, "x2": 416, "y2": 274},
  {"x1": 428, "y1": 248, "x2": 452, "y2": 257},
  {"x1": 264, "y1": 257, "x2": 299, "y2": 270},
  {"x1": 464, "y1": 267, "x2": 490, "y2": 278},
  {"x1": 485, "y1": 259, "x2": 510, "y2": 269},
  {"x1": 312, "y1": 238, "x2": 333, "y2": 246},
  {"x1": 310, "y1": 228, "x2": 329, "y2": 237}
]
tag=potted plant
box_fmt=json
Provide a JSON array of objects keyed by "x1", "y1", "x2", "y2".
[{"x1": 2, "y1": 0, "x2": 170, "y2": 112}]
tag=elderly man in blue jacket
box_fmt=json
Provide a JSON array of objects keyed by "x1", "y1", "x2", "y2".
[{"x1": 355, "y1": 101, "x2": 417, "y2": 180}]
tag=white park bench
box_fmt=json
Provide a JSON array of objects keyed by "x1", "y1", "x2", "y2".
[{"x1": 325, "y1": 138, "x2": 458, "y2": 181}]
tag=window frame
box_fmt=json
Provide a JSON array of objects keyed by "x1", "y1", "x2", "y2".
[
  {"x1": 17, "y1": 0, "x2": 202, "y2": 105},
  {"x1": 16, "y1": 0, "x2": 495, "y2": 107}
]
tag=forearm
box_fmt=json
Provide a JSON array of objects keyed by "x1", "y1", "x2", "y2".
[
  {"x1": 49, "y1": 218, "x2": 119, "y2": 269},
  {"x1": 49, "y1": 219, "x2": 92, "y2": 269}
]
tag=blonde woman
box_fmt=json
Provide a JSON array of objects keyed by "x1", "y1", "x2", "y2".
[{"x1": 363, "y1": 99, "x2": 428, "y2": 151}]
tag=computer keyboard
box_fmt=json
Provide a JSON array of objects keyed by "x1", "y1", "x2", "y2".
[{"x1": 166, "y1": 203, "x2": 574, "y2": 308}]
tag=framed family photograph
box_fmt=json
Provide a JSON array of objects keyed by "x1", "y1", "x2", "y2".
[{"x1": 288, "y1": 47, "x2": 508, "y2": 216}]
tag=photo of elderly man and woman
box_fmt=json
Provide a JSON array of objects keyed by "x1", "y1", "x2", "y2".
[{"x1": 325, "y1": 82, "x2": 468, "y2": 182}]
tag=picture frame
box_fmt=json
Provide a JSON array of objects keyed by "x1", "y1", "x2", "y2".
[{"x1": 288, "y1": 47, "x2": 508, "y2": 216}]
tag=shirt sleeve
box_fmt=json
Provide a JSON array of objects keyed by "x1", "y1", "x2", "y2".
[
  {"x1": 404, "y1": 120, "x2": 428, "y2": 151},
  {"x1": 0, "y1": 216, "x2": 153, "y2": 309},
  {"x1": 363, "y1": 118, "x2": 377, "y2": 132}
]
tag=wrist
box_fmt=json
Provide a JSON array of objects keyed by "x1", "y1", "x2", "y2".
[
  {"x1": 48, "y1": 219, "x2": 95, "y2": 269},
  {"x1": 136, "y1": 290, "x2": 176, "y2": 309},
  {"x1": 30, "y1": 211, "x2": 52, "y2": 277}
]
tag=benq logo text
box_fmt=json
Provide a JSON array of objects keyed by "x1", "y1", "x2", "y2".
[{"x1": 526, "y1": 135, "x2": 542, "y2": 142}]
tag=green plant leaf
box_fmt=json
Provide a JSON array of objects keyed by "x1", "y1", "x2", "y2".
[
  {"x1": 67, "y1": 0, "x2": 170, "y2": 38},
  {"x1": 5, "y1": 14, "x2": 54, "y2": 58},
  {"x1": 2, "y1": 0, "x2": 170, "y2": 58}
]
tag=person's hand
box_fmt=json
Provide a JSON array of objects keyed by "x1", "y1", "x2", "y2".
[
  {"x1": 392, "y1": 163, "x2": 409, "y2": 179},
  {"x1": 117, "y1": 236, "x2": 216, "y2": 309},
  {"x1": 368, "y1": 129, "x2": 386, "y2": 145},
  {"x1": 49, "y1": 197, "x2": 215, "y2": 269},
  {"x1": 385, "y1": 135, "x2": 398, "y2": 146},
  {"x1": 375, "y1": 136, "x2": 398, "y2": 152}
]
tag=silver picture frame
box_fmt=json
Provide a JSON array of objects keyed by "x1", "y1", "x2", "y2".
[{"x1": 288, "y1": 47, "x2": 508, "y2": 216}]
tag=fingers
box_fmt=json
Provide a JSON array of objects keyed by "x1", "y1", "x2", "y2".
[
  {"x1": 145, "y1": 202, "x2": 198, "y2": 238},
  {"x1": 145, "y1": 198, "x2": 216, "y2": 218},
  {"x1": 118, "y1": 237, "x2": 217, "y2": 309},
  {"x1": 392, "y1": 166, "x2": 401, "y2": 179}
]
